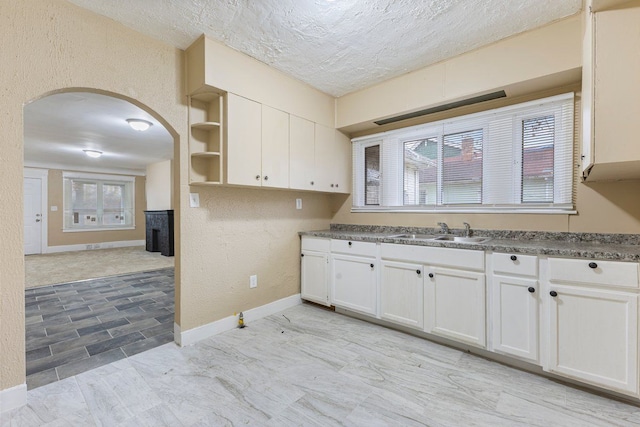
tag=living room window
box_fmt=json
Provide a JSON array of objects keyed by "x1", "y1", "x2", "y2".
[
  {"x1": 352, "y1": 93, "x2": 574, "y2": 213},
  {"x1": 63, "y1": 172, "x2": 135, "y2": 231}
]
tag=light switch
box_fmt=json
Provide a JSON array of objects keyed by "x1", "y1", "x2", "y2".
[
  {"x1": 296, "y1": 198, "x2": 302, "y2": 210},
  {"x1": 189, "y1": 193, "x2": 200, "y2": 208},
  {"x1": 50, "y1": 206, "x2": 58, "y2": 211}
]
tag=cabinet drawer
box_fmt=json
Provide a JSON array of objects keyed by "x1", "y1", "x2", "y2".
[
  {"x1": 492, "y1": 253, "x2": 538, "y2": 278},
  {"x1": 381, "y1": 243, "x2": 484, "y2": 271},
  {"x1": 331, "y1": 239, "x2": 377, "y2": 257},
  {"x1": 301, "y1": 237, "x2": 330, "y2": 252},
  {"x1": 548, "y1": 258, "x2": 639, "y2": 288}
]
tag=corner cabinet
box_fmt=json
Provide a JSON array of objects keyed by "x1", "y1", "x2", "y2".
[{"x1": 188, "y1": 91, "x2": 224, "y2": 185}]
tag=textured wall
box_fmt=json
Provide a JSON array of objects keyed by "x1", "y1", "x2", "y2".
[
  {"x1": 1, "y1": 0, "x2": 336, "y2": 395},
  {"x1": 46, "y1": 170, "x2": 146, "y2": 247},
  {"x1": 180, "y1": 186, "x2": 333, "y2": 330},
  {"x1": 0, "y1": 0, "x2": 186, "y2": 392},
  {"x1": 146, "y1": 160, "x2": 173, "y2": 210}
]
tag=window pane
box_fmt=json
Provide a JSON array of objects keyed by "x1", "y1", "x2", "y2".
[
  {"x1": 442, "y1": 129, "x2": 483, "y2": 204},
  {"x1": 522, "y1": 115, "x2": 554, "y2": 203},
  {"x1": 71, "y1": 180, "x2": 98, "y2": 226},
  {"x1": 404, "y1": 137, "x2": 437, "y2": 205},
  {"x1": 103, "y1": 184, "x2": 126, "y2": 225},
  {"x1": 364, "y1": 145, "x2": 380, "y2": 205}
]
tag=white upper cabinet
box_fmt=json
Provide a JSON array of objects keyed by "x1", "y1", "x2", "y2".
[
  {"x1": 314, "y1": 124, "x2": 351, "y2": 194},
  {"x1": 225, "y1": 93, "x2": 262, "y2": 187},
  {"x1": 261, "y1": 105, "x2": 290, "y2": 188},
  {"x1": 582, "y1": 4, "x2": 640, "y2": 181},
  {"x1": 289, "y1": 115, "x2": 316, "y2": 191}
]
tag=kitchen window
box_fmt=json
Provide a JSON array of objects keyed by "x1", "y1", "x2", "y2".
[
  {"x1": 352, "y1": 93, "x2": 574, "y2": 213},
  {"x1": 63, "y1": 172, "x2": 135, "y2": 231}
]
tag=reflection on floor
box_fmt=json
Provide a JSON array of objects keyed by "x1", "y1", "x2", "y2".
[
  {"x1": 8, "y1": 303, "x2": 640, "y2": 426},
  {"x1": 25, "y1": 268, "x2": 174, "y2": 389}
]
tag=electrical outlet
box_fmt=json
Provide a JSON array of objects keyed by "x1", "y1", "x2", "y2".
[
  {"x1": 250, "y1": 275, "x2": 257, "y2": 288},
  {"x1": 296, "y1": 198, "x2": 302, "y2": 210}
]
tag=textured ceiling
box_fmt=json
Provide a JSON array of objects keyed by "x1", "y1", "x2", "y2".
[
  {"x1": 24, "y1": 92, "x2": 173, "y2": 175},
  {"x1": 66, "y1": 0, "x2": 582, "y2": 96}
]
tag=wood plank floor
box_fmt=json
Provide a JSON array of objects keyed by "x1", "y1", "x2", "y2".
[
  {"x1": 24, "y1": 268, "x2": 174, "y2": 389},
  {"x1": 6, "y1": 303, "x2": 640, "y2": 426}
]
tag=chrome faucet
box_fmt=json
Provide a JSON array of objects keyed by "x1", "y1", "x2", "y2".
[
  {"x1": 463, "y1": 222, "x2": 471, "y2": 237},
  {"x1": 437, "y1": 222, "x2": 449, "y2": 234}
]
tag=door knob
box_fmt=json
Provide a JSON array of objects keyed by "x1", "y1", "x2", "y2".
[
  {"x1": 255, "y1": 175, "x2": 260, "y2": 180},
  {"x1": 35, "y1": 219, "x2": 41, "y2": 222}
]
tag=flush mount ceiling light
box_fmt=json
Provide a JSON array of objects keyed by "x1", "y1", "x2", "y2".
[
  {"x1": 126, "y1": 118, "x2": 152, "y2": 131},
  {"x1": 83, "y1": 149, "x2": 102, "y2": 158}
]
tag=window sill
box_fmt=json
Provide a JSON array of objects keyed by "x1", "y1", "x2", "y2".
[
  {"x1": 63, "y1": 226, "x2": 136, "y2": 233},
  {"x1": 351, "y1": 206, "x2": 577, "y2": 215}
]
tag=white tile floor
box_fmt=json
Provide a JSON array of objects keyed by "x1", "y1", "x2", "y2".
[{"x1": 3, "y1": 303, "x2": 640, "y2": 426}]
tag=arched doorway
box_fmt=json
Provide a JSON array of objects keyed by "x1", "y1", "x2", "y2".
[{"x1": 22, "y1": 88, "x2": 179, "y2": 389}]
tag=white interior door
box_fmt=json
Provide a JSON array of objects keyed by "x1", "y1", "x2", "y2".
[{"x1": 24, "y1": 177, "x2": 43, "y2": 254}]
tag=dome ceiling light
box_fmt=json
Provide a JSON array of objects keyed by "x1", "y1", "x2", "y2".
[{"x1": 126, "y1": 118, "x2": 152, "y2": 131}]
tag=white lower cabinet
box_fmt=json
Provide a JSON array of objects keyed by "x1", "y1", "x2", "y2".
[
  {"x1": 380, "y1": 260, "x2": 424, "y2": 330},
  {"x1": 331, "y1": 254, "x2": 377, "y2": 316},
  {"x1": 425, "y1": 267, "x2": 486, "y2": 348},
  {"x1": 300, "y1": 251, "x2": 329, "y2": 306},
  {"x1": 491, "y1": 275, "x2": 538, "y2": 362},
  {"x1": 547, "y1": 284, "x2": 638, "y2": 396}
]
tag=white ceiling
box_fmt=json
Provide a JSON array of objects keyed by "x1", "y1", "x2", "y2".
[
  {"x1": 67, "y1": 0, "x2": 582, "y2": 97},
  {"x1": 25, "y1": 1, "x2": 582, "y2": 174},
  {"x1": 24, "y1": 92, "x2": 173, "y2": 175}
]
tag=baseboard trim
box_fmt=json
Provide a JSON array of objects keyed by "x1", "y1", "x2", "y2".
[
  {"x1": 47, "y1": 240, "x2": 145, "y2": 254},
  {"x1": 176, "y1": 294, "x2": 302, "y2": 347},
  {"x1": 0, "y1": 383, "x2": 27, "y2": 414}
]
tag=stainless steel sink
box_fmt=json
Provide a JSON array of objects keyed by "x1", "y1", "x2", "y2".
[
  {"x1": 387, "y1": 233, "x2": 435, "y2": 240},
  {"x1": 431, "y1": 235, "x2": 491, "y2": 244}
]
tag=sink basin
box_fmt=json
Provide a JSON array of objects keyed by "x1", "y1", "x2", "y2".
[
  {"x1": 388, "y1": 233, "x2": 435, "y2": 240},
  {"x1": 431, "y1": 235, "x2": 491, "y2": 244}
]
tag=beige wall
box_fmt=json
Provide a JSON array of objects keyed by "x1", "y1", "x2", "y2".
[
  {"x1": 46, "y1": 170, "x2": 146, "y2": 247},
  {"x1": 1, "y1": 0, "x2": 335, "y2": 395},
  {"x1": 337, "y1": 15, "x2": 583, "y2": 132},
  {"x1": 0, "y1": 0, "x2": 185, "y2": 393},
  {"x1": 180, "y1": 187, "x2": 333, "y2": 330},
  {"x1": 146, "y1": 160, "x2": 173, "y2": 210}
]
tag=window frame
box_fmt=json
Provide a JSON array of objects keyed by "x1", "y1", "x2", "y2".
[
  {"x1": 351, "y1": 93, "x2": 575, "y2": 214},
  {"x1": 62, "y1": 171, "x2": 136, "y2": 232}
]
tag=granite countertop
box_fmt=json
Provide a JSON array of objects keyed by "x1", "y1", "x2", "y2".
[{"x1": 300, "y1": 225, "x2": 640, "y2": 262}]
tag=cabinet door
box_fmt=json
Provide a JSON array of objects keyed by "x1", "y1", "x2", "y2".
[
  {"x1": 380, "y1": 260, "x2": 424, "y2": 330},
  {"x1": 301, "y1": 251, "x2": 329, "y2": 306},
  {"x1": 425, "y1": 267, "x2": 486, "y2": 348},
  {"x1": 314, "y1": 123, "x2": 337, "y2": 192},
  {"x1": 593, "y1": 7, "x2": 640, "y2": 166},
  {"x1": 290, "y1": 115, "x2": 316, "y2": 191},
  {"x1": 491, "y1": 275, "x2": 538, "y2": 362},
  {"x1": 331, "y1": 254, "x2": 377, "y2": 316},
  {"x1": 548, "y1": 285, "x2": 638, "y2": 396},
  {"x1": 226, "y1": 93, "x2": 262, "y2": 187},
  {"x1": 332, "y1": 130, "x2": 351, "y2": 194},
  {"x1": 261, "y1": 105, "x2": 289, "y2": 189}
]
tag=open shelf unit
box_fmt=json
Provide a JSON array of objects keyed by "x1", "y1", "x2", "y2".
[{"x1": 188, "y1": 89, "x2": 224, "y2": 185}]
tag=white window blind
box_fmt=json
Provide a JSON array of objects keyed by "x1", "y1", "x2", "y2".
[
  {"x1": 63, "y1": 172, "x2": 135, "y2": 230},
  {"x1": 352, "y1": 93, "x2": 575, "y2": 213}
]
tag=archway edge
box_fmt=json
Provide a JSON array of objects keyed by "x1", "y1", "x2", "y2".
[{"x1": 25, "y1": 87, "x2": 181, "y2": 141}]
